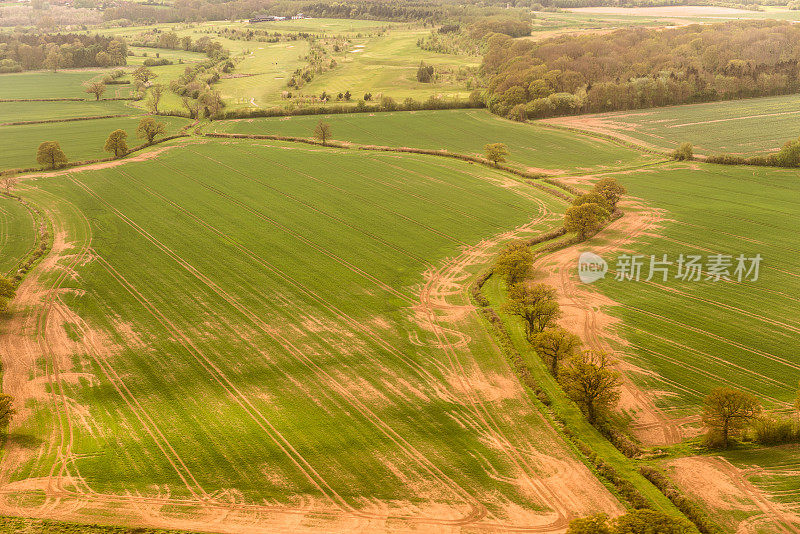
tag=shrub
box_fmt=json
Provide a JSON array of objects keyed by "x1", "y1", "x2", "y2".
[{"x1": 672, "y1": 142, "x2": 693, "y2": 161}]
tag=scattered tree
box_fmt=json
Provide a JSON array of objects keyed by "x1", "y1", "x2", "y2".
[
  {"x1": 593, "y1": 177, "x2": 626, "y2": 210},
  {"x1": 672, "y1": 142, "x2": 694, "y2": 161},
  {"x1": 494, "y1": 241, "x2": 533, "y2": 287},
  {"x1": 564, "y1": 203, "x2": 609, "y2": 240},
  {"x1": 0, "y1": 394, "x2": 15, "y2": 429},
  {"x1": 85, "y1": 81, "x2": 105, "y2": 101},
  {"x1": 531, "y1": 328, "x2": 581, "y2": 378},
  {"x1": 702, "y1": 387, "x2": 761, "y2": 448},
  {"x1": 314, "y1": 120, "x2": 332, "y2": 146},
  {"x1": 136, "y1": 117, "x2": 167, "y2": 145},
  {"x1": 560, "y1": 350, "x2": 621, "y2": 424},
  {"x1": 504, "y1": 282, "x2": 561, "y2": 336},
  {"x1": 147, "y1": 84, "x2": 164, "y2": 113},
  {"x1": 132, "y1": 66, "x2": 157, "y2": 85},
  {"x1": 198, "y1": 90, "x2": 224, "y2": 117},
  {"x1": 1, "y1": 176, "x2": 17, "y2": 194},
  {"x1": 484, "y1": 142, "x2": 509, "y2": 165},
  {"x1": 36, "y1": 141, "x2": 67, "y2": 170},
  {"x1": 416, "y1": 61, "x2": 434, "y2": 82},
  {"x1": 104, "y1": 129, "x2": 128, "y2": 159}
]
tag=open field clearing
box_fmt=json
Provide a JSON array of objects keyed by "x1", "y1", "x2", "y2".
[
  {"x1": 0, "y1": 116, "x2": 190, "y2": 171},
  {"x1": 543, "y1": 94, "x2": 800, "y2": 156},
  {"x1": 0, "y1": 138, "x2": 628, "y2": 532},
  {"x1": 212, "y1": 109, "x2": 658, "y2": 173},
  {"x1": 216, "y1": 40, "x2": 310, "y2": 108}
]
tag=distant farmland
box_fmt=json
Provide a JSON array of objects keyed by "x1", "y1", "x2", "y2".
[
  {"x1": 544, "y1": 93, "x2": 800, "y2": 156},
  {"x1": 212, "y1": 109, "x2": 658, "y2": 173}
]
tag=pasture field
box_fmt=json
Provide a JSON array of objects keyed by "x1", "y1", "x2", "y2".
[
  {"x1": 0, "y1": 138, "x2": 626, "y2": 531},
  {"x1": 544, "y1": 93, "x2": 800, "y2": 156},
  {"x1": 212, "y1": 109, "x2": 659, "y2": 173},
  {"x1": 0, "y1": 115, "x2": 190, "y2": 170},
  {"x1": 0, "y1": 195, "x2": 37, "y2": 276}
]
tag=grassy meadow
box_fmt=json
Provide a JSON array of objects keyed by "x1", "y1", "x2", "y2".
[
  {"x1": 212, "y1": 109, "x2": 659, "y2": 173},
  {"x1": 0, "y1": 196, "x2": 37, "y2": 276}
]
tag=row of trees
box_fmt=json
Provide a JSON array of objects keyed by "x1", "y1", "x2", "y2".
[
  {"x1": 495, "y1": 228, "x2": 623, "y2": 425},
  {"x1": 483, "y1": 20, "x2": 800, "y2": 119},
  {"x1": 0, "y1": 33, "x2": 126, "y2": 73},
  {"x1": 35, "y1": 117, "x2": 169, "y2": 170}
]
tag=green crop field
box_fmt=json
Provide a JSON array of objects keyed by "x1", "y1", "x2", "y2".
[
  {"x1": 212, "y1": 109, "x2": 659, "y2": 173},
  {"x1": 0, "y1": 137, "x2": 630, "y2": 531},
  {"x1": 0, "y1": 101, "x2": 135, "y2": 123},
  {"x1": 587, "y1": 162, "x2": 800, "y2": 414},
  {"x1": 0, "y1": 71, "x2": 113, "y2": 100},
  {"x1": 0, "y1": 196, "x2": 37, "y2": 276},
  {"x1": 545, "y1": 93, "x2": 800, "y2": 156},
  {"x1": 0, "y1": 116, "x2": 190, "y2": 170}
]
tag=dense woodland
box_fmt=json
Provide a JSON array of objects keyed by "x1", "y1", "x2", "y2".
[
  {"x1": 483, "y1": 20, "x2": 800, "y2": 119},
  {"x1": 0, "y1": 33, "x2": 126, "y2": 72}
]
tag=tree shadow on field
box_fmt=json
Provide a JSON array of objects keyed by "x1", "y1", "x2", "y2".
[{"x1": 4, "y1": 432, "x2": 43, "y2": 449}]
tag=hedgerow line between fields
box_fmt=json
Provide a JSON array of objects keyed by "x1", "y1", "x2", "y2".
[{"x1": 69, "y1": 175, "x2": 510, "y2": 527}]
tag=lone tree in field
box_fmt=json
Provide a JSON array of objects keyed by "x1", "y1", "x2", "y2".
[
  {"x1": 314, "y1": 120, "x2": 332, "y2": 146},
  {"x1": 1, "y1": 176, "x2": 17, "y2": 194},
  {"x1": 560, "y1": 350, "x2": 621, "y2": 424},
  {"x1": 564, "y1": 202, "x2": 609, "y2": 240},
  {"x1": 147, "y1": 84, "x2": 164, "y2": 113},
  {"x1": 132, "y1": 66, "x2": 157, "y2": 85},
  {"x1": 702, "y1": 387, "x2": 761, "y2": 448},
  {"x1": 36, "y1": 141, "x2": 67, "y2": 170},
  {"x1": 504, "y1": 282, "x2": 561, "y2": 336},
  {"x1": 484, "y1": 142, "x2": 509, "y2": 165},
  {"x1": 494, "y1": 241, "x2": 533, "y2": 287},
  {"x1": 531, "y1": 328, "x2": 581, "y2": 379},
  {"x1": 672, "y1": 142, "x2": 693, "y2": 161},
  {"x1": 136, "y1": 117, "x2": 166, "y2": 145},
  {"x1": 0, "y1": 276, "x2": 15, "y2": 313},
  {"x1": 593, "y1": 177, "x2": 626, "y2": 210},
  {"x1": 104, "y1": 129, "x2": 128, "y2": 159},
  {"x1": 85, "y1": 81, "x2": 105, "y2": 101},
  {"x1": 0, "y1": 394, "x2": 15, "y2": 429}
]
